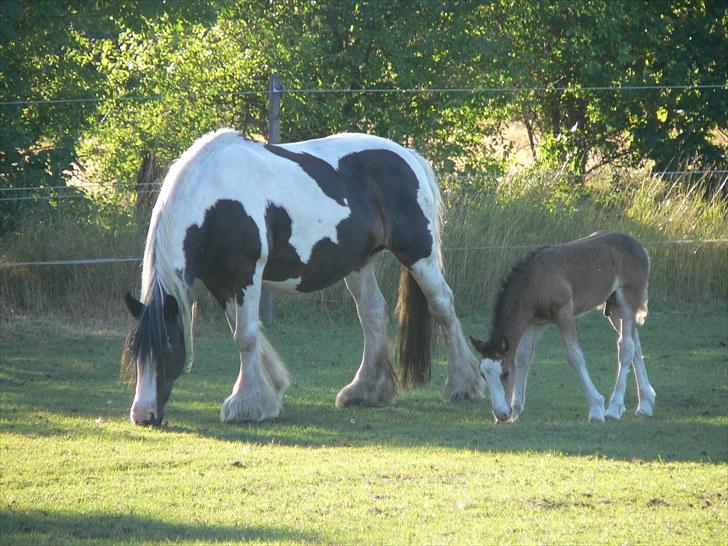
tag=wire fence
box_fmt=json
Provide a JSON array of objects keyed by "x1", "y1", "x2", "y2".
[
  {"x1": 2, "y1": 83, "x2": 726, "y2": 107},
  {"x1": 3, "y1": 80, "x2": 725, "y2": 201},
  {"x1": 3, "y1": 239, "x2": 727, "y2": 270},
  {"x1": 2, "y1": 171, "x2": 727, "y2": 202}
]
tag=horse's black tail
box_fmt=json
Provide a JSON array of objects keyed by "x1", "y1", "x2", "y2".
[{"x1": 397, "y1": 266, "x2": 433, "y2": 388}]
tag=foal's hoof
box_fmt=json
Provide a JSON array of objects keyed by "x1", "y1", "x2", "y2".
[
  {"x1": 635, "y1": 400, "x2": 654, "y2": 417},
  {"x1": 588, "y1": 408, "x2": 606, "y2": 423},
  {"x1": 605, "y1": 402, "x2": 625, "y2": 421}
]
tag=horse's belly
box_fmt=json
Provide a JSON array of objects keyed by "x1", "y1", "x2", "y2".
[
  {"x1": 261, "y1": 278, "x2": 305, "y2": 294},
  {"x1": 263, "y1": 237, "x2": 380, "y2": 293}
]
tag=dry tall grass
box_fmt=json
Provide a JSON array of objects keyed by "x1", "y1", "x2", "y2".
[{"x1": 1, "y1": 170, "x2": 725, "y2": 321}]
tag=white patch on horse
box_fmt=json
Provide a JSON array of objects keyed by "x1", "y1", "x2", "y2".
[
  {"x1": 281, "y1": 133, "x2": 439, "y2": 259},
  {"x1": 130, "y1": 360, "x2": 158, "y2": 424},
  {"x1": 156, "y1": 130, "x2": 352, "y2": 274},
  {"x1": 262, "y1": 277, "x2": 302, "y2": 293},
  {"x1": 480, "y1": 358, "x2": 510, "y2": 422}
]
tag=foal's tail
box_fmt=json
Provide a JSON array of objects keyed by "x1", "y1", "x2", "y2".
[{"x1": 397, "y1": 267, "x2": 433, "y2": 388}]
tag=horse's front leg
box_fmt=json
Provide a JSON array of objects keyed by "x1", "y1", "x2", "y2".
[
  {"x1": 409, "y1": 258, "x2": 483, "y2": 402},
  {"x1": 336, "y1": 263, "x2": 397, "y2": 408},
  {"x1": 557, "y1": 313, "x2": 605, "y2": 422},
  {"x1": 509, "y1": 325, "x2": 544, "y2": 422},
  {"x1": 220, "y1": 275, "x2": 283, "y2": 423}
]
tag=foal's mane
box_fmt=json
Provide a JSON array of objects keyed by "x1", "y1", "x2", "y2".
[{"x1": 488, "y1": 246, "x2": 549, "y2": 343}]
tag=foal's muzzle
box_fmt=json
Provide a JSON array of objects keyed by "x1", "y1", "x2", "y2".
[{"x1": 492, "y1": 408, "x2": 512, "y2": 423}]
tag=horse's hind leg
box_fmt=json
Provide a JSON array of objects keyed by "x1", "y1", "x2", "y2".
[
  {"x1": 220, "y1": 275, "x2": 284, "y2": 422},
  {"x1": 410, "y1": 257, "x2": 483, "y2": 402},
  {"x1": 336, "y1": 262, "x2": 397, "y2": 408},
  {"x1": 605, "y1": 315, "x2": 655, "y2": 419},
  {"x1": 631, "y1": 329, "x2": 656, "y2": 416},
  {"x1": 604, "y1": 315, "x2": 632, "y2": 420},
  {"x1": 557, "y1": 311, "x2": 605, "y2": 422}
]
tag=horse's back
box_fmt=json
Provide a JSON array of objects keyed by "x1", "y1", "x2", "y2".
[
  {"x1": 154, "y1": 129, "x2": 437, "y2": 296},
  {"x1": 529, "y1": 232, "x2": 648, "y2": 316}
]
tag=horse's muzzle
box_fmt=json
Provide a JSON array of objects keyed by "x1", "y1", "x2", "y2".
[
  {"x1": 141, "y1": 412, "x2": 164, "y2": 427},
  {"x1": 492, "y1": 408, "x2": 512, "y2": 423},
  {"x1": 130, "y1": 405, "x2": 163, "y2": 426}
]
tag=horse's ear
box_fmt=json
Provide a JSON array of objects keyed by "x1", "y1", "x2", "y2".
[
  {"x1": 125, "y1": 292, "x2": 144, "y2": 319},
  {"x1": 469, "y1": 336, "x2": 487, "y2": 355},
  {"x1": 496, "y1": 337, "x2": 509, "y2": 357},
  {"x1": 163, "y1": 294, "x2": 179, "y2": 324}
]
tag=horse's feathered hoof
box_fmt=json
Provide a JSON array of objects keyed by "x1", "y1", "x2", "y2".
[
  {"x1": 335, "y1": 378, "x2": 397, "y2": 408},
  {"x1": 220, "y1": 391, "x2": 282, "y2": 423},
  {"x1": 443, "y1": 377, "x2": 485, "y2": 403}
]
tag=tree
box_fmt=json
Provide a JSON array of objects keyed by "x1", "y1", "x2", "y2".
[
  {"x1": 2, "y1": 0, "x2": 725, "y2": 230},
  {"x1": 479, "y1": 0, "x2": 727, "y2": 177}
]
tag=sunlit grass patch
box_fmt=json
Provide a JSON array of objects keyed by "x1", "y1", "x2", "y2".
[{"x1": 1, "y1": 303, "x2": 726, "y2": 544}]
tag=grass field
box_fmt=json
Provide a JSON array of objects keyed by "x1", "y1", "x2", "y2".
[{"x1": 1, "y1": 302, "x2": 726, "y2": 545}]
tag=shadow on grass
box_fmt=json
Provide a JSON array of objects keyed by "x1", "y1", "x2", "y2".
[
  {"x1": 0, "y1": 509, "x2": 323, "y2": 545},
  {"x1": 2, "y1": 353, "x2": 727, "y2": 464},
  {"x1": 2, "y1": 306, "x2": 726, "y2": 464}
]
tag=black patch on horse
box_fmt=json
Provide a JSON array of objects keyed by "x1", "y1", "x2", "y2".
[
  {"x1": 264, "y1": 145, "x2": 348, "y2": 206},
  {"x1": 264, "y1": 146, "x2": 432, "y2": 282},
  {"x1": 263, "y1": 204, "x2": 306, "y2": 282},
  {"x1": 183, "y1": 199, "x2": 261, "y2": 306}
]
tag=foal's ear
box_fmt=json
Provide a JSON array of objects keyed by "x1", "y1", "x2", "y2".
[
  {"x1": 124, "y1": 292, "x2": 144, "y2": 319},
  {"x1": 163, "y1": 294, "x2": 179, "y2": 324},
  {"x1": 469, "y1": 336, "x2": 487, "y2": 356}
]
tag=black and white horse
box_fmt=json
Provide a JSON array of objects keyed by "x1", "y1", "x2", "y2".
[{"x1": 122, "y1": 129, "x2": 482, "y2": 425}]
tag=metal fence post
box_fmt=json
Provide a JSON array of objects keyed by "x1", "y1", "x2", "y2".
[{"x1": 260, "y1": 73, "x2": 281, "y2": 326}]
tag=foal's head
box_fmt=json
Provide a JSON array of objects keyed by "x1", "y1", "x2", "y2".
[
  {"x1": 122, "y1": 292, "x2": 186, "y2": 426},
  {"x1": 469, "y1": 336, "x2": 513, "y2": 422}
]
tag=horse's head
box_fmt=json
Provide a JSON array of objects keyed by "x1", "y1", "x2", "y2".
[
  {"x1": 122, "y1": 292, "x2": 186, "y2": 426},
  {"x1": 469, "y1": 336, "x2": 512, "y2": 422}
]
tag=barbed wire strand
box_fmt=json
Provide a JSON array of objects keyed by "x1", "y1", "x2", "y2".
[
  {"x1": 2, "y1": 83, "x2": 726, "y2": 107},
  {"x1": 2, "y1": 239, "x2": 726, "y2": 269},
  {"x1": 2, "y1": 170, "x2": 727, "y2": 201}
]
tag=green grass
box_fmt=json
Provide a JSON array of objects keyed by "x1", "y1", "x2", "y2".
[{"x1": 1, "y1": 302, "x2": 727, "y2": 545}]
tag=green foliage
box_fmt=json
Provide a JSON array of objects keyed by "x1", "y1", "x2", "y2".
[
  {"x1": 3, "y1": 0, "x2": 725, "y2": 227},
  {"x1": 480, "y1": 1, "x2": 728, "y2": 174}
]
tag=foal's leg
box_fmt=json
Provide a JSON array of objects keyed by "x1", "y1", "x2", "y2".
[
  {"x1": 220, "y1": 273, "x2": 283, "y2": 422},
  {"x1": 410, "y1": 257, "x2": 483, "y2": 402},
  {"x1": 631, "y1": 329, "x2": 656, "y2": 416},
  {"x1": 557, "y1": 313, "x2": 605, "y2": 422},
  {"x1": 605, "y1": 316, "x2": 632, "y2": 420},
  {"x1": 605, "y1": 317, "x2": 656, "y2": 419},
  {"x1": 336, "y1": 263, "x2": 397, "y2": 408},
  {"x1": 509, "y1": 325, "x2": 545, "y2": 422}
]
